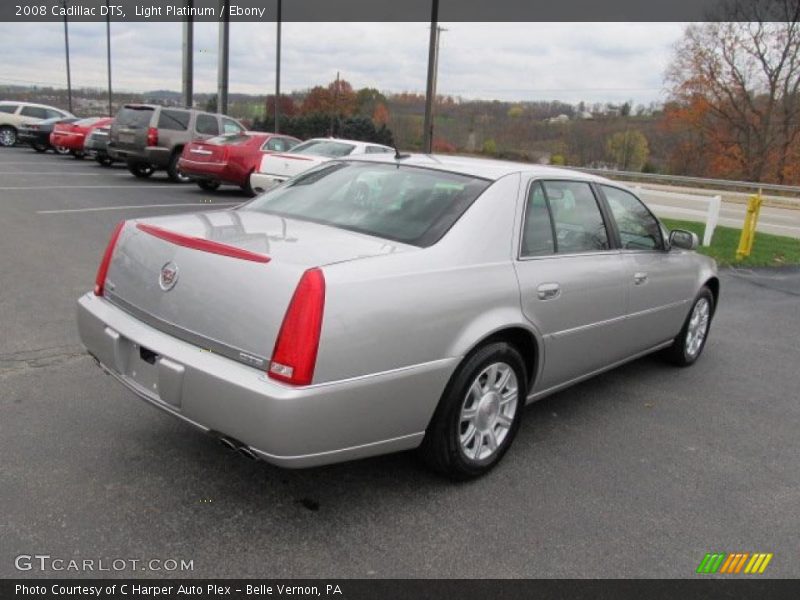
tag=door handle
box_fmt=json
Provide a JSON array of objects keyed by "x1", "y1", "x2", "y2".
[
  {"x1": 634, "y1": 272, "x2": 648, "y2": 285},
  {"x1": 537, "y1": 282, "x2": 561, "y2": 300}
]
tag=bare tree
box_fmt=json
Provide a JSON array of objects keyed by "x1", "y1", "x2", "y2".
[{"x1": 666, "y1": 0, "x2": 800, "y2": 182}]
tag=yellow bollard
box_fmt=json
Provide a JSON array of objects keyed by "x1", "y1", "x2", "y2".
[{"x1": 736, "y1": 190, "x2": 763, "y2": 260}]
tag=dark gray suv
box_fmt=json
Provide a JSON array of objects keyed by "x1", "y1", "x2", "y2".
[{"x1": 108, "y1": 104, "x2": 245, "y2": 182}]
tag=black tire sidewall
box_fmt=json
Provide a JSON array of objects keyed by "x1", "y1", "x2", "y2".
[
  {"x1": 672, "y1": 287, "x2": 715, "y2": 366},
  {"x1": 425, "y1": 342, "x2": 527, "y2": 479},
  {"x1": 167, "y1": 152, "x2": 190, "y2": 183}
]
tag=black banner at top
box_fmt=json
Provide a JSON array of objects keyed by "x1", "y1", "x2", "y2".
[{"x1": 1, "y1": 0, "x2": 795, "y2": 23}]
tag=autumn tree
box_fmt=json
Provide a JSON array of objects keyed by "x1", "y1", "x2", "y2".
[
  {"x1": 665, "y1": 0, "x2": 800, "y2": 183},
  {"x1": 300, "y1": 77, "x2": 358, "y2": 118},
  {"x1": 606, "y1": 130, "x2": 650, "y2": 171}
]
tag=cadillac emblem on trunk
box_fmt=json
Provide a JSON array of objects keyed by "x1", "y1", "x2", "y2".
[{"x1": 159, "y1": 261, "x2": 179, "y2": 291}]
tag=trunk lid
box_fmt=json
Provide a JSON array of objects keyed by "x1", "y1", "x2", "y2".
[
  {"x1": 185, "y1": 141, "x2": 227, "y2": 164},
  {"x1": 111, "y1": 105, "x2": 154, "y2": 151},
  {"x1": 258, "y1": 152, "x2": 328, "y2": 179},
  {"x1": 104, "y1": 210, "x2": 412, "y2": 368}
]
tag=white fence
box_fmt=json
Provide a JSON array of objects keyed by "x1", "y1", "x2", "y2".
[{"x1": 632, "y1": 186, "x2": 722, "y2": 247}]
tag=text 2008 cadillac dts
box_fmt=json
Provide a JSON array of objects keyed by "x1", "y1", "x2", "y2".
[{"x1": 77, "y1": 154, "x2": 718, "y2": 479}]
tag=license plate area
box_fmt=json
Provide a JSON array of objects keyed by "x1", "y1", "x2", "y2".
[
  {"x1": 119, "y1": 132, "x2": 135, "y2": 145},
  {"x1": 127, "y1": 342, "x2": 159, "y2": 394}
]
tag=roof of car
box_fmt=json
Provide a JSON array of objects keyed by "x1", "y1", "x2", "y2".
[
  {"x1": 305, "y1": 137, "x2": 391, "y2": 149},
  {"x1": 0, "y1": 100, "x2": 69, "y2": 111},
  {"x1": 341, "y1": 153, "x2": 617, "y2": 184}
]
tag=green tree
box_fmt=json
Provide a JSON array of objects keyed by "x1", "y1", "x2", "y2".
[
  {"x1": 482, "y1": 138, "x2": 497, "y2": 155},
  {"x1": 606, "y1": 130, "x2": 649, "y2": 171}
]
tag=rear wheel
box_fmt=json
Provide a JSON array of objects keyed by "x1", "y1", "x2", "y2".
[
  {"x1": 167, "y1": 151, "x2": 190, "y2": 183},
  {"x1": 420, "y1": 342, "x2": 526, "y2": 479},
  {"x1": 663, "y1": 287, "x2": 714, "y2": 367},
  {"x1": 0, "y1": 126, "x2": 17, "y2": 147},
  {"x1": 71, "y1": 150, "x2": 85, "y2": 160},
  {"x1": 128, "y1": 161, "x2": 155, "y2": 179},
  {"x1": 242, "y1": 171, "x2": 257, "y2": 196},
  {"x1": 198, "y1": 180, "x2": 221, "y2": 191},
  {"x1": 54, "y1": 146, "x2": 70, "y2": 155},
  {"x1": 32, "y1": 143, "x2": 48, "y2": 153}
]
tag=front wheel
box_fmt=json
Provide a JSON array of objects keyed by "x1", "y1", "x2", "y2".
[
  {"x1": 167, "y1": 152, "x2": 190, "y2": 183},
  {"x1": 420, "y1": 342, "x2": 526, "y2": 480},
  {"x1": 663, "y1": 287, "x2": 714, "y2": 366},
  {"x1": 128, "y1": 161, "x2": 155, "y2": 178},
  {"x1": 198, "y1": 180, "x2": 220, "y2": 191}
]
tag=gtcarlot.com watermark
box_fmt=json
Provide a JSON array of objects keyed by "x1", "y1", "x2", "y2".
[{"x1": 15, "y1": 554, "x2": 194, "y2": 573}]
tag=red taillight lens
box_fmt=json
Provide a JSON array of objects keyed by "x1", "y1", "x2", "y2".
[
  {"x1": 146, "y1": 127, "x2": 158, "y2": 146},
  {"x1": 93, "y1": 221, "x2": 125, "y2": 296},
  {"x1": 268, "y1": 268, "x2": 326, "y2": 386}
]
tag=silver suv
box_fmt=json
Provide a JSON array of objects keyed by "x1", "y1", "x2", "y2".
[{"x1": 108, "y1": 104, "x2": 245, "y2": 182}]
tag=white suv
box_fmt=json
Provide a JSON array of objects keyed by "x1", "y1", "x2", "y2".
[{"x1": 0, "y1": 101, "x2": 73, "y2": 147}]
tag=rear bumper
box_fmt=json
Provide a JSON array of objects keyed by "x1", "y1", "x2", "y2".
[
  {"x1": 108, "y1": 144, "x2": 170, "y2": 167},
  {"x1": 77, "y1": 293, "x2": 453, "y2": 468},
  {"x1": 250, "y1": 172, "x2": 287, "y2": 193},
  {"x1": 178, "y1": 158, "x2": 239, "y2": 185},
  {"x1": 50, "y1": 133, "x2": 83, "y2": 151}
]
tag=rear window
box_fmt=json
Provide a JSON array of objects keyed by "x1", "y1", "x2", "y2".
[
  {"x1": 243, "y1": 162, "x2": 491, "y2": 247},
  {"x1": 0, "y1": 104, "x2": 18, "y2": 114},
  {"x1": 291, "y1": 140, "x2": 356, "y2": 158},
  {"x1": 195, "y1": 113, "x2": 219, "y2": 135},
  {"x1": 205, "y1": 133, "x2": 251, "y2": 145},
  {"x1": 116, "y1": 106, "x2": 154, "y2": 128},
  {"x1": 158, "y1": 109, "x2": 190, "y2": 131}
]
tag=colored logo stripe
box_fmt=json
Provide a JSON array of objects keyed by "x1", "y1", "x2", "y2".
[{"x1": 697, "y1": 552, "x2": 773, "y2": 574}]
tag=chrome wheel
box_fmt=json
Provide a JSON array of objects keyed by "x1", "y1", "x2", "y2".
[
  {"x1": 685, "y1": 297, "x2": 710, "y2": 358},
  {"x1": 0, "y1": 127, "x2": 17, "y2": 146},
  {"x1": 459, "y1": 362, "x2": 519, "y2": 461}
]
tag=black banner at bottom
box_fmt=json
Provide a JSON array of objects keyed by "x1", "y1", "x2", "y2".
[{"x1": 3, "y1": 579, "x2": 800, "y2": 600}]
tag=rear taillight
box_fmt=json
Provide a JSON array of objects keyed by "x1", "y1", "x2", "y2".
[
  {"x1": 93, "y1": 221, "x2": 125, "y2": 296},
  {"x1": 268, "y1": 268, "x2": 326, "y2": 386},
  {"x1": 146, "y1": 127, "x2": 158, "y2": 147}
]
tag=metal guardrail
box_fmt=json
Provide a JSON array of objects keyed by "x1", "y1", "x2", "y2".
[
  {"x1": 570, "y1": 167, "x2": 800, "y2": 196},
  {"x1": 631, "y1": 186, "x2": 722, "y2": 247}
]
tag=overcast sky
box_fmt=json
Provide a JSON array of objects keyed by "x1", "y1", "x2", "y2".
[{"x1": 0, "y1": 22, "x2": 685, "y2": 105}]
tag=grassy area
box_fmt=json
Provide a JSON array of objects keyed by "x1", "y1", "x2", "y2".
[{"x1": 662, "y1": 218, "x2": 800, "y2": 267}]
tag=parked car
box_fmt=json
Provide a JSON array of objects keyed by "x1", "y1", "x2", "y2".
[
  {"x1": 85, "y1": 123, "x2": 117, "y2": 166},
  {"x1": 17, "y1": 116, "x2": 78, "y2": 153},
  {"x1": 0, "y1": 101, "x2": 73, "y2": 147},
  {"x1": 77, "y1": 155, "x2": 718, "y2": 479},
  {"x1": 178, "y1": 131, "x2": 301, "y2": 195},
  {"x1": 50, "y1": 117, "x2": 114, "y2": 159},
  {"x1": 249, "y1": 137, "x2": 393, "y2": 194},
  {"x1": 108, "y1": 104, "x2": 245, "y2": 182}
]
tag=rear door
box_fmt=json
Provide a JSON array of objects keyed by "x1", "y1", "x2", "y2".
[
  {"x1": 514, "y1": 178, "x2": 629, "y2": 393},
  {"x1": 598, "y1": 184, "x2": 697, "y2": 350}
]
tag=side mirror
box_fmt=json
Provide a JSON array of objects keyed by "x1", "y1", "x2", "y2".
[{"x1": 669, "y1": 229, "x2": 699, "y2": 251}]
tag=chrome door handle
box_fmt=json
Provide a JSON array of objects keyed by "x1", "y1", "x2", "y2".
[
  {"x1": 634, "y1": 272, "x2": 648, "y2": 285},
  {"x1": 537, "y1": 282, "x2": 561, "y2": 300}
]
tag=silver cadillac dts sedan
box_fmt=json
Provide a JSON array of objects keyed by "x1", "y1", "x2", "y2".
[{"x1": 77, "y1": 154, "x2": 718, "y2": 479}]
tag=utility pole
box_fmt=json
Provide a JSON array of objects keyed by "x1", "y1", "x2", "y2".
[
  {"x1": 422, "y1": 0, "x2": 439, "y2": 153},
  {"x1": 274, "y1": 0, "x2": 281, "y2": 132},
  {"x1": 217, "y1": 0, "x2": 230, "y2": 114},
  {"x1": 330, "y1": 71, "x2": 340, "y2": 136},
  {"x1": 63, "y1": 0, "x2": 73, "y2": 114},
  {"x1": 182, "y1": 0, "x2": 194, "y2": 108},
  {"x1": 105, "y1": 0, "x2": 112, "y2": 116}
]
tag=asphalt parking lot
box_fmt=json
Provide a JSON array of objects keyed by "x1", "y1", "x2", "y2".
[{"x1": 1, "y1": 146, "x2": 799, "y2": 579}]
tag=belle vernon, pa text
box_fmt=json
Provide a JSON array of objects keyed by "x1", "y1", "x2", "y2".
[
  {"x1": 135, "y1": 4, "x2": 267, "y2": 19},
  {"x1": 16, "y1": 584, "x2": 344, "y2": 597}
]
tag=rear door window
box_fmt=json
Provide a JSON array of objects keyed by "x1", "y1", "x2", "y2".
[
  {"x1": 158, "y1": 109, "x2": 190, "y2": 131},
  {"x1": 20, "y1": 106, "x2": 48, "y2": 119},
  {"x1": 0, "y1": 104, "x2": 18, "y2": 114},
  {"x1": 540, "y1": 180, "x2": 610, "y2": 253},
  {"x1": 196, "y1": 114, "x2": 220, "y2": 135}
]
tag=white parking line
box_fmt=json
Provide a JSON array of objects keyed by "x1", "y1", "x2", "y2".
[
  {"x1": 0, "y1": 184, "x2": 178, "y2": 190},
  {"x1": 38, "y1": 202, "x2": 239, "y2": 214},
  {"x1": 0, "y1": 172, "x2": 105, "y2": 176}
]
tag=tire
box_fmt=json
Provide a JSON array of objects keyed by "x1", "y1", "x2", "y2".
[
  {"x1": 167, "y1": 151, "x2": 190, "y2": 183},
  {"x1": 32, "y1": 143, "x2": 48, "y2": 153},
  {"x1": 198, "y1": 180, "x2": 220, "y2": 192},
  {"x1": 242, "y1": 171, "x2": 257, "y2": 196},
  {"x1": 54, "y1": 146, "x2": 70, "y2": 155},
  {"x1": 420, "y1": 342, "x2": 527, "y2": 480},
  {"x1": 71, "y1": 150, "x2": 85, "y2": 160},
  {"x1": 96, "y1": 156, "x2": 114, "y2": 167},
  {"x1": 663, "y1": 287, "x2": 714, "y2": 367},
  {"x1": 0, "y1": 125, "x2": 17, "y2": 147},
  {"x1": 128, "y1": 161, "x2": 155, "y2": 179}
]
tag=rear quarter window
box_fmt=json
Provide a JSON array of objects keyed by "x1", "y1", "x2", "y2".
[
  {"x1": 0, "y1": 105, "x2": 18, "y2": 114},
  {"x1": 158, "y1": 109, "x2": 190, "y2": 131}
]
